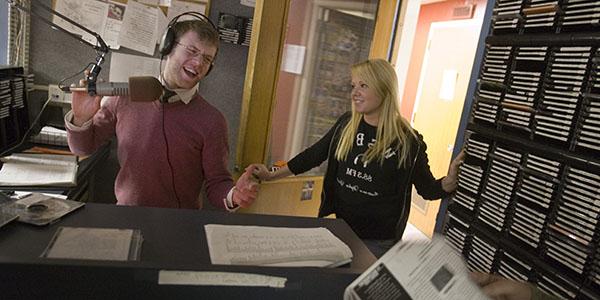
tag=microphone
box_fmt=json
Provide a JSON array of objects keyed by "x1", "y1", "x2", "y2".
[{"x1": 63, "y1": 76, "x2": 164, "y2": 102}]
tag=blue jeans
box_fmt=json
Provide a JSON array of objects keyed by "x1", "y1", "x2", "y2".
[{"x1": 362, "y1": 239, "x2": 396, "y2": 258}]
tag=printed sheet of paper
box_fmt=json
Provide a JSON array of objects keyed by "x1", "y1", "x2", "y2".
[
  {"x1": 205, "y1": 224, "x2": 353, "y2": 267},
  {"x1": 155, "y1": 7, "x2": 168, "y2": 45},
  {"x1": 158, "y1": 271, "x2": 286, "y2": 288},
  {"x1": 109, "y1": 52, "x2": 161, "y2": 82},
  {"x1": 118, "y1": 0, "x2": 159, "y2": 55},
  {"x1": 344, "y1": 236, "x2": 488, "y2": 300},
  {"x1": 53, "y1": 0, "x2": 109, "y2": 46},
  {"x1": 166, "y1": 0, "x2": 207, "y2": 22},
  {"x1": 44, "y1": 227, "x2": 134, "y2": 261},
  {"x1": 103, "y1": 1, "x2": 128, "y2": 49}
]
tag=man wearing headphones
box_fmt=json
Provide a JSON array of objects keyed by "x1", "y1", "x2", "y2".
[{"x1": 64, "y1": 13, "x2": 258, "y2": 211}]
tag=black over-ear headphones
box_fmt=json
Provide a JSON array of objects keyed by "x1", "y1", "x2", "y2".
[{"x1": 159, "y1": 12, "x2": 219, "y2": 76}]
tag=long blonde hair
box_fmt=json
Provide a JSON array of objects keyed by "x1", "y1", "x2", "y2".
[{"x1": 334, "y1": 59, "x2": 416, "y2": 167}]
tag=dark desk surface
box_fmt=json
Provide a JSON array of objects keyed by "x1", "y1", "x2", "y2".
[{"x1": 0, "y1": 203, "x2": 376, "y2": 299}]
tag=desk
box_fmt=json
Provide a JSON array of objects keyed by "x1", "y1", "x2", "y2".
[{"x1": 0, "y1": 203, "x2": 376, "y2": 299}]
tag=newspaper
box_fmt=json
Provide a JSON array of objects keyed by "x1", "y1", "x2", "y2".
[{"x1": 344, "y1": 236, "x2": 489, "y2": 300}]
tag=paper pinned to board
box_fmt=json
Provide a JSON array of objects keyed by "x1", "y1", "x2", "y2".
[
  {"x1": 158, "y1": 271, "x2": 287, "y2": 288},
  {"x1": 118, "y1": 0, "x2": 159, "y2": 55},
  {"x1": 109, "y1": 53, "x2": 161, "y2": 82}
]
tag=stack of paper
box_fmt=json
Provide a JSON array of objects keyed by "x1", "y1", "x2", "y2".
[
  {"x1": 0, "y1": 153, "x2": 78, "y2": 187},
  {"x1": 205, "y1": 224, "x2": 353, "y2": 268}
]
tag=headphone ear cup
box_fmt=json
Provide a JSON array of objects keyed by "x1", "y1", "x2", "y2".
[
  {"x1": 159, "y1": 27, "x2": 175, "y2": 56},
  {"x1": 205, "y1": 63, "x2": 213, "y2": 76}
]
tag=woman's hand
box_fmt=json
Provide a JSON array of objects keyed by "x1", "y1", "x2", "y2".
[
  {"x1": 247, "y1": 164, "x2": 272, "y2": 181},
  {"x1": 441, "y1": 149, "x2": 465, "y2": 193}
]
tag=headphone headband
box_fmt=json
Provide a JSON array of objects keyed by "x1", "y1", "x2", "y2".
[
  {"x1": 159, "y1": 12, "x2": 219, "y2": 57},
  {"x1": 159, "y1": 11, "x2": 219, "y2": 76}
]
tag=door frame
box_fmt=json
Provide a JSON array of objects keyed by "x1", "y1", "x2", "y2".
[
  {"x1": 236, "y1": 0, "x2": 399, "y2": 173},
  {"x1": 287, "y1": 1, "x2": 378, "y2": 158}
]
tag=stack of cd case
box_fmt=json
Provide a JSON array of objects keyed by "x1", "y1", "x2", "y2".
[
  {"x1": 444, "y1": 211, "x2": 471, "y2": 255},
  {"x1": 536, "y1": 269, "x2": 579, "y2": 299},
  {"x1": 477, "y1": 146, "x2": 520, "y2": 232},
  {"x1": 491, "y1": 0, "x2": 523, "y2": 33},
  {"x1": 0, "y1": 79, "x2": 10, "y2": 120},
  {"x1": 509, "y1": 201, "x2": 546, "y2": 249},
  {"x1": 500, "y1": 46, "x2": 547, "y2": 132},
  {"x1": 535, "y1": 46, "x2": 591, "y2": 142},
  {"x1": 516, "y1": 153, "x2": 561, "y2": 211},
  {"x1": 473, "y1": 45, "x2": 512, "y2": 124},
  {"x1": 467, "y1": 234, "x2": 498, "y2": 273},
  {"x1": 456, "y1": 161, "x2": 485, "y2": 198},
  {"x1": 545, "y1": 228, "x2": 590, "y2": 276},
  {"x1": 10, "y1": 77, "x2": 24, "y2": 110},
  {"x1": 576, "y1": 49, "x2": 600, "y2": 152},
  {"x1": 481, "y1": 45, "x2": 512, "y2": 84},
  {"x1": 560, "y1": 0, "x2": 600, "y2": 32},
  {"x1": 522, "y1": 0, "x2": 558, "y2": 32},
  {"x1": 464, "y1": 132, "x2": 491, "y2": 161},
  {"x1": 497, "y1": 251, "x2": 533, "y2": 282},
  {"x1": 592, "y1": 246, "x2": 600, "y2": 290},
  {"x1": 551, "y1": 166, "x2": 599, "y2": 247}
]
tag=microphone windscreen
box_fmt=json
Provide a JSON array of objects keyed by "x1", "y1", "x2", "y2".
[{"x1": 129, "y1": 76, "x2": 164, "y2": 102}]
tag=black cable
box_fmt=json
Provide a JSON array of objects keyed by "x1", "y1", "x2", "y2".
[
  {"x1": 58, "y1": 62, "x2": 94, "y2": 91},
  {"x1": 0, "y1": 94, "x2": 53, "y2": 157},
  {"x1": 161, "y1": 103, "x2": 181, "y2": 208}
]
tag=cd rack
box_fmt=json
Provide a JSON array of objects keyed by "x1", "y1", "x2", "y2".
[{"x1": 446, "y1": 1, "x2": 600, "y2": 298}]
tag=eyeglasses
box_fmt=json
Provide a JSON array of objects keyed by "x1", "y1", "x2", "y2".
[{"x1": 175, "y1": 41, "x2": 215, "y2": 65}]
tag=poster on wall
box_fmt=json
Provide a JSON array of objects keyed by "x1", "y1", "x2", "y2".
[{"x1": 218, "y1": 13, "x2": 252, "y2": 46}]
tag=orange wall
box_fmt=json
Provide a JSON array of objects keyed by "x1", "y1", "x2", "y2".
[
  {"x1": 400, "y1": 0, "x2": 487, "y2": 119},
  {"x1": 270, "y1": 0, "x2": 309, "y2": 163}
]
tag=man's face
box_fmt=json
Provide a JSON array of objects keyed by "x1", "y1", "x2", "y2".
[{"x1": 163, "y1": 31, "x2": 217, "y2": 90}]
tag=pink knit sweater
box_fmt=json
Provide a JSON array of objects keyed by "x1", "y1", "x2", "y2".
[{"x1": 66, "y1": 94, "x2": 233, "y2": 209}]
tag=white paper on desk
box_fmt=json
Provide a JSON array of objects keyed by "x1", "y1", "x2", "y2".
[
  {"x1": 118, "y1": 1, "x2": 159, "y2": 56},
  {"x1": 158, "y1": 270, "x2": 287, "y2": 288},
  {"x1": 44, "y1": 227, "x2": 133, "y2": 261},
  {"x1": 109, "y1": 53, "x2": 161, "y2": 82},
  {"x1": 53, "y1": 0, "x2": 109, "y2": 46},
  {"x1": 0, "y1": 154, "x2": 77, "y2": 186},
  {"x1": 344, "y1": 236, "x2": 489, "y2": 300},
  {"x1": 167, "y1": 0, "x2": 207, "y2": 23},
  {"x1": 205, "y1": 224, "x2": 353, "y2": 267}
]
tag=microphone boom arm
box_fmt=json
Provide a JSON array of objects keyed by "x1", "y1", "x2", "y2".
[{"x1": 6, "y1": 0, "x2": 110, "y2": 96}]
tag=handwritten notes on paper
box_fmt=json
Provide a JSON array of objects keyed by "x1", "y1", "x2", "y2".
[{"x1": 204, "y1": 224, "x2": 353, "y2": 267}]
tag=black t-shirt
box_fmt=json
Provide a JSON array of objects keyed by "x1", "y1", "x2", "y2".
[{"x1": 334, "y1": 118, "x2": 405, "y2": 239}]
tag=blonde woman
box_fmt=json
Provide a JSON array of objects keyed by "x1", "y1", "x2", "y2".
[{"x1": 251, "y1": 59, "x2": 464, "y2": 257}]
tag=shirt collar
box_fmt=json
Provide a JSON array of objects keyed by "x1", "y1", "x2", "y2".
[{"x1": 159, "y1": 76, "x2": 198, "y2": 104}]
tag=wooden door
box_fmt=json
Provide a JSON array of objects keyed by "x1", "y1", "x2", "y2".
[{"x1": 408, "y1": 20, "x2": 480, "y2": 237}]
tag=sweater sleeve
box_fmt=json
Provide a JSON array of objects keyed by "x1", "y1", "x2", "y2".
[
  {"x1": 201, "y1": 113, "x2": 234, "y2": 209},
  {"x1": 411, "y1": 132, "x2": 450, "y2": 200},
  {"x1": 65, "y1": 96, "x2": 118, "y2": 156},
  {"x1": 287, "y1": 112, "x2": 350, "y2": 175}
]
